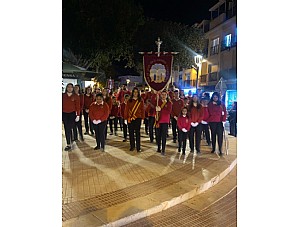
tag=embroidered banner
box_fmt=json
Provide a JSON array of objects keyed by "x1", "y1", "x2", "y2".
[{"x1": 143, "y1": 53, "x2": 173, "y2": 92}]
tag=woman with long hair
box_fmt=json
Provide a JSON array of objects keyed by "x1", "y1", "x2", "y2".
[
  {"x1": 155, "y1": 90, "x2": 172, "y2": 156},
  {"x1": 62, "y1": 83, "x2": 81, "y2": 151},
  {"x1": 83, "y1": 86, "x2": 94, "y2": 135},
  {"x1": 188, "y1": 94, "x2": 203, "y2": 154},
  {"x1": 124, "y1": 87, "x2": 144, "y2": 152},
  {"x1": 207, "y1": 92, "x2": 227, "y2": 155},
  {"x1": 72, "y1": 84, "x2": 84, "y2": 141}
]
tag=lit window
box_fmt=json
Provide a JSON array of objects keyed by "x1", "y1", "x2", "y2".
[
  {"x1": 212, "y1": 38, "x2": 219, "y2": 47},
  {"x1": 224, "y1": 34, "x2": 232, "y2": 47}
]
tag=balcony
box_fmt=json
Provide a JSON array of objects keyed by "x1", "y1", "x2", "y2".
[
  {"x1": 209, "y1": 13, "x2": 226, "y2": 30},
  {"x1": 210, "y1": 45, "x2": 220, "y2": 56}
]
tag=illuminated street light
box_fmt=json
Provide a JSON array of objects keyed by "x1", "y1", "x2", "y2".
[{"x1": 194, "y1": 54, "x2": 203, "y2": 89}]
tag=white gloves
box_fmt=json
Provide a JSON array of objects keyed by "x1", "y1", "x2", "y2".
[
  {"x1": 222, "y1": 122, "x2": 226, "y2": 127},
  {"x1": 156, "y1": 106, "x2": 161, "y2": 111},
  {"x1": 75, "y1": 116, "x2": 80, "y2": 122},
  {"x1": 201, "y1": 120, "x2": 208, "y2": 124},
  {"x1": 124, "y1": 120, "x2": 128, "y2": 125},
  {"x1": 222, "y1": 111, "x2": 225, "y2": 116},
  {"x1": 93, "y1": 120, "x2": 101, "y2": 125},
  {"x1": 182, "y1": 128, "x2": 187, "y2": 132},
  {"x1": 110, "y1": 116, "x2": 115, "y2": 119},
  {"x1": 85, "y1": 109, "x2": 89, "y2": 113},
  {"x1": 174, "y1": 116, "x2": 178, "y2": 120},
  {"x1": 191, "y1": 122, "x2": 199, "y2": 127}
]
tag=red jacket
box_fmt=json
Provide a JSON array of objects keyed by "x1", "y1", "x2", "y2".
[
  {"x1": 177, "y1": 115, "x2": 191, "y2": 131},
  {"x1": 84, "y1": 94, "x2": 93, "y2": 109},
  {"x1": 189, "y1": 106, "x2": 203, "y2": 123},
  {"x1": 200, "y1": 106, "x2": 210, "y2": 122},
  {"x1": 157, "y1": 99, "x2": 172, "y2": 124},
  {"x1": 120, "y1": 103, "x2": 126, "y2": 119},
  {"x1": 104, "y1": 96, "x2": 112, "y2": 111},
  {"x1": 124, "y1": 98, "x2": 145, "y2": 120},
  {"x1": 207, "y1": 102, "x2": 227, "y2": 122},
  {"x1": 75, "y1": 93, "x2": 84, "y2": 110},
  {"x1": 62, "y1": 93, "x2": 81, "y2": 116},
  {"x1": 148, "y1": 94, "x2": 158, "y2": 117},
  {"x1": 89, "y1": 102, "x2": 110, "y2": 121},
  {"x1": 117, "y1": 90, "x2": 131, "y2": 103},
  {"x1": 110, "y1": 103, "x2": 120, "y2": 117},
  {"x1": 171, "y1": 98, "x2": 184, "y2": 117}
]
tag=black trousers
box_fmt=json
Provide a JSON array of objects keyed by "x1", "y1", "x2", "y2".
[
  {"x1": 229, "y1": 120, "x2": 237, "y2": 137},
  {"x1": 62, "y1": 111, "x2": 76, "y2": 145},
  {"x1": 121, "y1": 118, "x2": 128, "y2": 139},
  {"x1": 201, "y1": 123, "x2": 211, "y2": 144},
  {"x1": 178, "y1": 130, "x2": 188, "y2": 153},
  {"x1": 144, "y1": 117, "x2": 149, "y2": 134},
  {"x1": 209, "y1": 122, "x2": 224, "y2": 152},
  {"x1": 156, "y1": 123, "x2": 168, "y2": 152},
  {"x1": 171, "y1": 117, "x2": 178, "y2": 140},
  {"x1": 128, "y1": 118, "x2": 142, "y2": 150},
  {"x1": 189, "y1": 124, "x2": 202, "y2": 152},
  {"x1": 83, "y1": 110, "x2": 94, "y2": 134},
  {"x1": 72, "y1": 113, "x2": 83, "y2": 140},
  {"x1": 118, "y1": 117, "x2": 123, "y2": 131},
  {"x1": 148, "y1": 116, "x2": 155, "y2": 142},
  {"x1": 93, "y1": 121, "x2": 107, "y2": 149},
  {"x1": 109, "y1": 117, "x2": 118, "y2": 133}
]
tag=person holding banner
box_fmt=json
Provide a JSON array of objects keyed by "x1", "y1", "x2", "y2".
[
  {"x1": 155, "y1": 90, "x2": 172, "y2": 156},
  {"x1": 207, "y1": 92, "x2": 227, "y2": 155},
  {"x1": 124, "y1": 87, "x2": 145, "y2": 152},
  {"x1": 89, "y1": 93, "x2": 110, "y2": 151}
]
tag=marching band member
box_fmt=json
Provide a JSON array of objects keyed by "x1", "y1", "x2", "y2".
[
  {"x1": 188, "y1": 94, "x2": 203, "y2": 154},
  {"x1": 109, "y1": 96, "x2": 119, "y2": 136},
  {"x1": 101, "y1": 88, "x2": 112, "y2": 139},
  {"x1": 83, "y1": 87, "x2": 94, "y2": 135},
  {"x1": 177, "y1": 107, "x2": 191, "y2": 155},
  {"x1": 89, "y1": 93, "x2": 110, "y2": 151},
  {"x1": 72, "y1": 84, "x2": 84, "y2": 142},
  {"x1": 207, "y1": 92, "x2": 227, "y2": 155},
  {"x1": 171, "y1": 89, "x2": 184, "y2": 143},
  {"x1": 120, "y1": 94, "x2": 130, "y2": 142},
  {"x1": 62, "y1": 83, "x2": 80, "y2": 151},
  {"x1": 124, "y1": 87, "x2": 145, "y2": 152},
  {"x1": 155, "y1": 90, "x2": 172, "y2": 156},
  {"x1": 147, "y1": 90, "x2": 158, "y2": 143}
]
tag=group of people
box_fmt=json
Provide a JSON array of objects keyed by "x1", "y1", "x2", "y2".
[{"x1": 62, "y1": 83, "x2": 237, "y2": 156}]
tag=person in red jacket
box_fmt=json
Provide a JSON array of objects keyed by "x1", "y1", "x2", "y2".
[
  {"x1": 188, "y1": 94, "x2": 203, "y2": 154},
  {"x1": 89, "y1": 93, "x2": 110, "y2": 151},
  {"x1": 83, "y1": 86, "x2": 94, "y2": 135},
  {"x1": 124, "y1": 87, "x2": 145, "y2": 152},
  {"x1": 120, "y1": 94, "x2": 130, "y2": 142},
  {"x1": 177, "y1": 107, "x2": 191, "y2": 155},
  {"x1": 171, "y1": 90, "x2": 184, "y2": 143},
  {"x1": 155, "y1": 90, "x2": 172, "y2": 155},
  {"x1": 109, "y1": 96, "x2": 119, "y2": 136},
  {"x1": 207, "y1": 92, "x2": 227, "y2": 155},
  {"x1": 62, "y1": 83, "x2": 81, "y2": 151},
  {"x1": 147, "y1": 90, "x2": 158, "y2": 143},
  {"x1": 102, "y1": 88, "x2": 112, "y2": 139},
  {"x1": 72, "y1": 84, "x2": 84, "y2": 142},
  {"x1": 200, "y1": 96, "x2": 211, "y2": 146}
]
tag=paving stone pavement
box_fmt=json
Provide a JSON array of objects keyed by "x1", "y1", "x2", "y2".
[{"x1": 62, "y1": 124, "x2": 237, "y2": 226}]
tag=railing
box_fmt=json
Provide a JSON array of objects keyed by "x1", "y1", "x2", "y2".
[{"x1": 210, "y1": 45, "x2": 220, "y2": 56}]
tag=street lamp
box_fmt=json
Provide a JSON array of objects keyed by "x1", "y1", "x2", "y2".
[{"x1": 194, "y1": 54, "x2": 203, "y2": 89}]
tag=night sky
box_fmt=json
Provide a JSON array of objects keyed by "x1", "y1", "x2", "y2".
[{"x1": 135, "y1": 0, "x2": 220, "y2": 25}]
